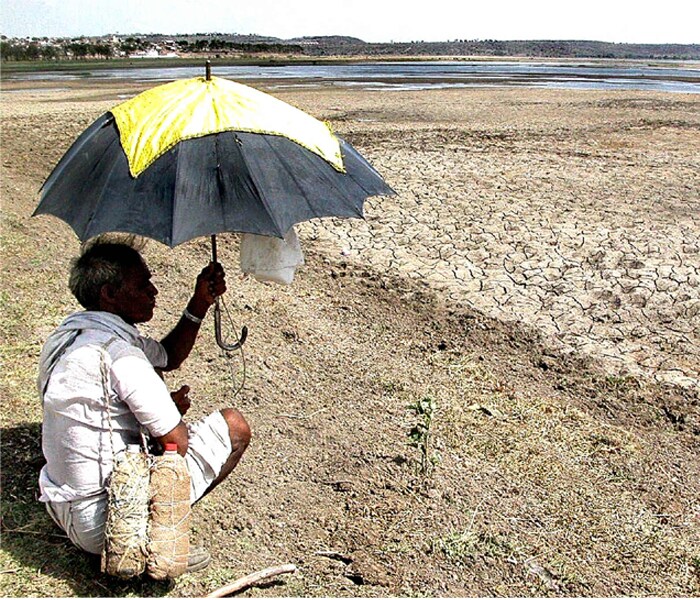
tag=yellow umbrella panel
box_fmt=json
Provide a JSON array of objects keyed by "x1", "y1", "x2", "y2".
[{"x1": 111, "y1": 75, "x2": 345, "y2": 178}]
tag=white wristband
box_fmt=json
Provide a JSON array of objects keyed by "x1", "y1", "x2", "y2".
[{"x1": 182, "y1": 308, "x2": 203, "y2": 325}]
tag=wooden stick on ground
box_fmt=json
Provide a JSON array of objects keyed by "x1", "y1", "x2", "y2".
[{"x1": 207, "y1": 564, "x2": 297, "y2": 598}]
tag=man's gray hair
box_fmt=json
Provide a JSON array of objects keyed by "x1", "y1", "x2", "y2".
[{"x1": 69, "y1": 236, "x2": 145, "y2": 310}]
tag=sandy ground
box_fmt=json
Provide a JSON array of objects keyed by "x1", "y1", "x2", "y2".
[{"x1": 1, "y1": 79, "x2": 699, "y2": 597}]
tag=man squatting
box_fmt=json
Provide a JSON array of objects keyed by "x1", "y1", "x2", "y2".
[{"x1": 37, "y1": 238, "x2": 251, "y2": 571}]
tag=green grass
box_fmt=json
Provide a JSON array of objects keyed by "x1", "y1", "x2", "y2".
[{"x1": 431, "y1": 529, "x2": 516, "y2": 565}]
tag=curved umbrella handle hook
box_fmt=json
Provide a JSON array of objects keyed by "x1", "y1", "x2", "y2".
[
  {"x1": 214, "y1": 299, "x2": 248, "y2": 351},
  {"x1": 211, "y1": 234, "x2": 248, "y2": 351}
]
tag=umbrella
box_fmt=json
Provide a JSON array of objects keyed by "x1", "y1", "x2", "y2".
[{"x1": 34, "y1": 64, "x2": 395, "y2": 349}]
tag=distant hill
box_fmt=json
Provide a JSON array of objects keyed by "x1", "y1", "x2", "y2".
[
  {"x1": 192, "y1": 35, "x2": 700, "y2": 60},
  {"x1": 2, "y1": 33, "x2": 699, "y2": 61},
  {"x1": 298, "y1": 37, "x2": 700, "y2": 60},
  {"x1": 289, "y1": 35, "x2": 366, "y2": 45}
]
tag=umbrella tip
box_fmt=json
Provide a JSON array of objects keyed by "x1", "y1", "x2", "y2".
[{"x1": 205, "y1": 60, "x2": 211, "y2": 81}]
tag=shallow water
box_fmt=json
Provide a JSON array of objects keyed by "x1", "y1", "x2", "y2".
[{"x1": 6, "y1": 60, "x2": 700, "y2": 93}]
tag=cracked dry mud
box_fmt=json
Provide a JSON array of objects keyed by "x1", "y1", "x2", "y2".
[{"x1": 295, "y1": 88, "x2": 700, "y2": 389}]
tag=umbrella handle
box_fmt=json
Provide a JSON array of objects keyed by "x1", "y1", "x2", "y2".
[
  {"x1": 214, "y1": 300, "x2": 248, "y2": 351},
  {"x1": 211, "y1": 234, "x2": 248, "y2": 351}
]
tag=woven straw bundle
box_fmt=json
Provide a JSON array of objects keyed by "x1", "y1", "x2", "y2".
[
  {"x1": 146, "y1": 452, "x2": 191, "y2": 580},
  {"x1": 101, "y1": 449, "x2": 150, "y2": 578}
]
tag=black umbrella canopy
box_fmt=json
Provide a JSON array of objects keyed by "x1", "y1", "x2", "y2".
[{"x1": 35, "y1": 112, "x2": 394, "y2": 247}]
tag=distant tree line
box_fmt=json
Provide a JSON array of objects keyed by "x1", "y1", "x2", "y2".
[
  {"x1": 0, "y1": 36, "x2": 305, "y2": 61},
  {"x1": 176, "y1": 38, "x2": 303, "y2": 54},
  {"x1": 1, "y1": 39, "x2": 114, "y2": 61}
]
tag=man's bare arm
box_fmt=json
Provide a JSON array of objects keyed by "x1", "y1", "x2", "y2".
[
  {"x1": 155, "y1": 421, "x2": 189, "y2": 456},
  {"x1": 160, "y1": 262, "x2": 226, "y2": 371}
]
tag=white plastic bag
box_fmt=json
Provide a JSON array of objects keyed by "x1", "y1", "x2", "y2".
[{"x1": 239, "y1": 227, "x2": 304, "y2": 285}]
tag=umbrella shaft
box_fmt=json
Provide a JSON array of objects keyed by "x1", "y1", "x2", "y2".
[{"x1": 211, "y1": 234, "x2": 218, "y2": 264}]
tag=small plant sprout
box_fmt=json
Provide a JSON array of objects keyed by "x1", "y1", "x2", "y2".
[{"x1": 407, "y1": 395, "x2": 440, "y2": 476}]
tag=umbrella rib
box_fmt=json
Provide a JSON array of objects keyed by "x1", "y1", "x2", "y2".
[
  {"x1": 338, "y1": 140, "x2": 386, "y2": 197},
  {"x1": 279, "y1": 138, "x2": 367, "y2": 218},
  {"x1": 171, "y1": 145, "x2": 186, "y2": 246},
  {"x1": 82, "y1": 132, "x2": 132, "y2": 241},
  {"x1": 232, "y1": 135, "x2": 288, "y2": 236},
  {"x1": 39, "y1": 113, "x2": 111, "y2": 194},
  {"x1": 267, "y1": 135, "x2": 348, "y2": 222}
]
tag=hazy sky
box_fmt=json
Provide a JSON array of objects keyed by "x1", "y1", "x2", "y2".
[{"x1": 2, "y1": 0, "x2": 698, "y2": 44}]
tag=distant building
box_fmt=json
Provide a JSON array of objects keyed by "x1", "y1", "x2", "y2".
[
  {"x1": 130, "y1": 48, "x2": 159, "y2": 58},
  {"x1": 129, "y1": 48, "x2": 179, "y2": 59}
]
